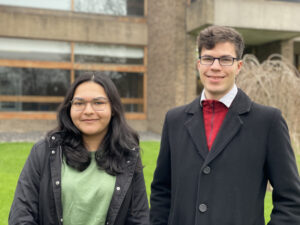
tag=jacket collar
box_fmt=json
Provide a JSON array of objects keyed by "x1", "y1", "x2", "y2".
[
  {"x1": 184, "y1": 89, "x2": 252, "y2": 163},
  {"x1": 229, "y1": 88, "x2": 252, "y2": 115},
  {"x1": 186, "y1": 88, "x2": 251, "y2": 115},
  {"x1": 200, "y1": 84, "x2": 238, "y2": 108}
]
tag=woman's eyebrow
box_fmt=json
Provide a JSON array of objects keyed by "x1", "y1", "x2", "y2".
[
  {"x1": 72, "y1": 97, "x2": 84, "y2": 100},
  {"x1": 93, "y1": 97, "x2": 108, "y2": 100},
  {"x1": 72, "y1": 96, "x2": 107, "y2": 100}
]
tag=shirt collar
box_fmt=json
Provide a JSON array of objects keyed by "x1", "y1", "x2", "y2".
[{"x1": 200, "y1": 84, "x2": 238, "y2": 108}]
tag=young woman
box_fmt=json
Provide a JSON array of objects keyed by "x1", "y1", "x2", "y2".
[{"x1": 9, "y1": 72, "x2": 149, "y2": 225}]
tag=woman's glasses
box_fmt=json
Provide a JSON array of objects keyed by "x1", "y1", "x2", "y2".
[{"x1": 71, "y1": 97, "x2": 109, "y2": 111}]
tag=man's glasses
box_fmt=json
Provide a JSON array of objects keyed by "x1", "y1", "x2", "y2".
[
  {"x1": 70, "y1": 97, "x2": 109, "y2": 111},
  {"x1": 199, "y1": 56, "x2": 239, "y2": 66}
]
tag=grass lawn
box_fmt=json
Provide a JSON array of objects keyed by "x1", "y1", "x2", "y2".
[
  {"x1": 1, "y1": 141, "x2": 299, "y2": 225},
  {"x1": 0, "y1": 142, "x2": 34, "y2": 224}
]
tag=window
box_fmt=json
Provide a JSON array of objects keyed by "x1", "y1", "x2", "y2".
[
  {"x1": 0, "y1": 0, "x2": 70, "y2": 10},
  {"x1": 75, "y1": 71, "x2": 144, "y2": 112},
  {"x1": 0, "y1": 67, "x2": 69, "y2": 112},
  {"x1": 74, "y1": 0, "x2": 144, "y2": 16},
  {"x1": 0, "y1": 0, "x2": 145, "y2": 16},
  {"x1": 74, "y1": 43, "x2": 144, "y2": 65},
  {"x1": 0, "y1": 38, "x2": 146, "y2": 119},
  {"x1": 0, "y1": 38, "x2": 70, "y2": 61}
]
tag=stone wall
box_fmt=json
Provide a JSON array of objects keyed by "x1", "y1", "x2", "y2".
[
  {"x1": 147, "y1": 0, "x2": 197, "y2": 133},
  {"x1": 0, "y1": 119, "x2": 57, "y2": 132},
  {"x1": 0, "y1": 5, "x2": 147, "y2": 45}
]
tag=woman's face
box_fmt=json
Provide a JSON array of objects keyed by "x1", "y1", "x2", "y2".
[{"x1": 70, "y1": 81, "x2": 112, "y2": 142}]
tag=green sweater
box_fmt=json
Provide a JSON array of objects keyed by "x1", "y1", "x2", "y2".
[{"x1": 61, "y1": 152, "x2": 116, "y2": 225}]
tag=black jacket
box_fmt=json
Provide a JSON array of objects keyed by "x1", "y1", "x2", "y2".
[
  {"x1": 9, "y1": 133, "x2": 149, "y2": 225},
  {"x1": 150, "y1": 89, "x2": 300, "y2": 225}
]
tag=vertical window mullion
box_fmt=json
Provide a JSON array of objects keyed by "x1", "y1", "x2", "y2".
[
  {"x1": 71, "y1": 0, "x2": 75, "y2": 11},
  {"x1": 71, "y1": 42, "x2": 75, "y2": 83},
  {"x1": 143, "y1": 46, "x2": 147, "y2": 114}
]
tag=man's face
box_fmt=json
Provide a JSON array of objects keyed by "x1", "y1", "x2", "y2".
[{"x1": 197, "y1": 42, "x2": 243, "y2": 100}]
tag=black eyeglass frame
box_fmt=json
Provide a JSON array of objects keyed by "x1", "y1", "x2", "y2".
[{"x1": 199, "y1": 56, "x2": 240, "y2": 66}]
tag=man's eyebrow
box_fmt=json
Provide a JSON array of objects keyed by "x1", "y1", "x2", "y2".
[
  {"x1": 201, "y1": 54, "x2": 234, "y2": 57},
  {"x1": 220, "y1": 55, "x2": 235, "y2": 57}
]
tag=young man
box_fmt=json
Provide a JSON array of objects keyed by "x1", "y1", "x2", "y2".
[{"x1": 150, "y1": 26, "x2": 300, "y2": 225}]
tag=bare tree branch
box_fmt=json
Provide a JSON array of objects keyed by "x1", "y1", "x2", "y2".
[{"x1": 237, "y1": 54, "x2": 300, "y2": 152}]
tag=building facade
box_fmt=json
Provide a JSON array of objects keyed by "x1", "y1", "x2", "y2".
[{"x1": 0, "y1": 0, "x2": 300, "y2": 134}]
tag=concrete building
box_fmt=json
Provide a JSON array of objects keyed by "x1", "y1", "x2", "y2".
[{"x1": 0, "y1": 0, "x2": 300, "y2": 134}]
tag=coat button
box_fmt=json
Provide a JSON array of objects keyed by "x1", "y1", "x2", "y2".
[
  {"x1": 126, "y1": 160, "x2": 130, "y2": 164},
  {"x1": 116, "y1": 186, "x2": 121, "y2": 191},
  {"x1": 51, "y1": 150, "x2": 55, "y2": 154},
  {"x1": 199, "y1": 203, "x2": 207, "y2": 212},
  {"x1": 56, "y1": 181, "x2": 60, "y2": 186},
  {"x1": 203, "y1": 166, "x2": 211, "y2": 174},
  {"x1": 51, "y1": 136, "x2": 55, "y2": 140},
  {"x1": 60, "y1": 218, "x2": 63, "y2": 222}
]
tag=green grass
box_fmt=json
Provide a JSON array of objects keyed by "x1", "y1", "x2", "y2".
[
  {"x1": 140, "y1": 141, "x2": 161, "y2": 200},
  {"x1": 0, "y1": 142, "x2": 34, "y2": 224},
  {"x1": 1, "y1": 142, "x2": 299, "y2": 225}
]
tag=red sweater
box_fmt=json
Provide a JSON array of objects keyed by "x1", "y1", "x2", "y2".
[{"x1": 202, "y1": 100, "x2": 229, "y2": 150}]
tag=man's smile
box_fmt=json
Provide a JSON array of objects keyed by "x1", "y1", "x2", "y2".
[{"x1": 205, "y1": 74, "x2": 226, "y2": 80}]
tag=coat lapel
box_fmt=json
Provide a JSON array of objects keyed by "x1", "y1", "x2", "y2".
[
  {"x1": 184, "y1": 97, "x2": 209, "y2": 160},
  {"x1": 205, "y1": 89, "x2": 252, "y2": 165}
]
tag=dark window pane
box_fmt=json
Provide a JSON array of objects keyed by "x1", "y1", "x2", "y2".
[
  {"x1": 0, "y1": 102, "x2": 60, "y2": 112},
  {"x1": 22, "y1": 102, "x2": 60, "y2": 111},
  {"x1": 75, "y1": 71, "x2": 143, "y2": 98},
  {"x1": 0, "y1": 102, "x2": 20, "y2": 111},
  {"x1": 124, "y1": 104, "x2": 143, "y2": 112},
  {"x1": 0, "y1": 67, "x2": 70, "y2": 96},
  {"x1": 126, "y1": 0, "x2": 144, "y2": 16}
]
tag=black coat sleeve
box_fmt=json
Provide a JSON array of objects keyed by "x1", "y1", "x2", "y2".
[
  {"x1": 9, "y1": 141, "x2": 44, "y2": 225},
  {"x1": 150, "y1": 113, "x2": 172, "y2": 225},
  {"x1": 125, "y1": 157, "x2": 150, "y2": 225},
  {"x1": 266, "y1": 110, "x2": 300, "y2": 225}
]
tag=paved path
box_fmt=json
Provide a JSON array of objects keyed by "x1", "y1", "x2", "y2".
[{"x1": 0, "y1": 131, "x2": 161, "y2": 143}]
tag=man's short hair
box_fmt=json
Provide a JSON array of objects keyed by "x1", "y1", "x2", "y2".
[{"x1": 197, "y1": 25, "x2": 245, "y2": 59}]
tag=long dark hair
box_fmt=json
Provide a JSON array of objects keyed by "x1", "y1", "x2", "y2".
[{"x1": 49, "y1": 72, "x2": 139, "y2": 175}]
